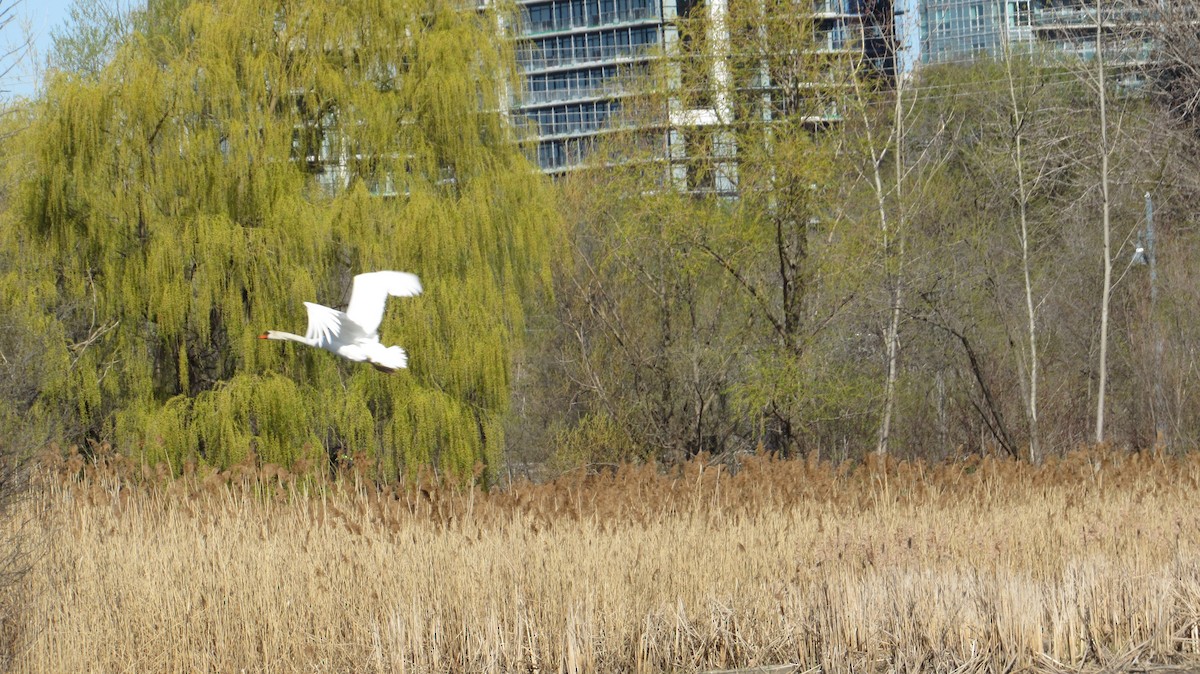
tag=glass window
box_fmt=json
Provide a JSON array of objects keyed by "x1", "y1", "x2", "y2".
[{"x1": 1015, "y1": 0, "x2": 1030, "y2": 25}]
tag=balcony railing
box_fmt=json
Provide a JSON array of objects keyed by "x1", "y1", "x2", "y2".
[
  {"x1": 521, "y1": 6, "x2": 658, "y2": 35},
  {"x1": 1031, "y1": 5, "x2": 1155, "y2": 27},
  {"x1": 519, "y1": 41, "x2": 655, "y2": 71},
  {"x1": 520, "y1": 73, "x2": 645, "y2": 106},
  {"x1": 813, "y1": 0, "x2": 858, "y2": 17},
  {"x1": 519, "y1": 112, "x2": 615, "y2": 137},
  {"x1": 1040, "y1": 38, "x2": 1154, "y2": 64},
  {"x1": 517, "y1": 104, "x2": 666, "y2": 139}
]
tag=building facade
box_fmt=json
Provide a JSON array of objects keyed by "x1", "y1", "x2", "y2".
[
  {"x1": 512, "y1": 0, "x2": 883, "y2": 174},
  {"x1": 906, "y1": 0, "x2": 1150, "y2": 73},
  {"x1": 908, "y1": 0, "x2": 1030, "y2": 66},
  {"x1": 1030, "y1": 0, "x2": 1153, "y2": 73},
  {"x1": 514, "y1": 0, "x2": 674, "y2": 172}
]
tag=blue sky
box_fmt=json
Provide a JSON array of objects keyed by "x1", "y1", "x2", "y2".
[{"x1": 0, "y1": 0, "x2": 76, "y2": 99}]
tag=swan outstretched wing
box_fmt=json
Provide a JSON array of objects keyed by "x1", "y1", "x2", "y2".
[
  {"x1": 303, "y1": 302, "x2": 343, "y2": 348},
  {"x1": 345, "y1": 271, "x2": 422, "y2": 336}
]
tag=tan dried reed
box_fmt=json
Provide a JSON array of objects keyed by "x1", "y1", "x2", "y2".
[{"x1": 9, "y1": 449, "x2": 1200, "y2": 672}]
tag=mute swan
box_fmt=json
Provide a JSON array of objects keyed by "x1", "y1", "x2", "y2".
[{"x1": 259, "y1": 271, "x2": 422, "y2": 372}]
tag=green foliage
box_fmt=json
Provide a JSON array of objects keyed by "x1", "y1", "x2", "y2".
[
  {"x1": 49, "y1": 0, "x2": 134, "y2": 81},
  {"x1": 533, "y1": 4, "x2": 880, "y2": 465},
  {"x1": 1, "y1": 0, "x2": 559, "y2": 481},
  {"x1": 539, "y1": 22, "x2": 1200, "y2": 463}
]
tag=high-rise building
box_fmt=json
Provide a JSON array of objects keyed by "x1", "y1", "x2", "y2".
[
  {"x1": 904, "y1": 0, "x2": 1151, "y2": 74},
  {"x1": 1030, "y1": 0, "x2": 1153, "y2": 74},
  {"x1": 907, "y1": 0, "x2": 1031, "y2": 65},
  {"x1": 512, "y1": 0, "x2": 886, "y2": 174},
  {"x1": 513, "y1": 0, "x2": 672, "y2": 172}
]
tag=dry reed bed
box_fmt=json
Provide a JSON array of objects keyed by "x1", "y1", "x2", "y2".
[{"x1": 12, "y1": 450, "x2": 1200, "y2": 673}]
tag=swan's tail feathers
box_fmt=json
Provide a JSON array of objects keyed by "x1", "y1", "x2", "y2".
[{"x1": 370, "y1": 345, "x2": 409, "y2": 372}]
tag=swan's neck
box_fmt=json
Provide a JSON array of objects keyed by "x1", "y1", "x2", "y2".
[{"x1": 263, "y1": 330, "x2": 315, "y2": 346}]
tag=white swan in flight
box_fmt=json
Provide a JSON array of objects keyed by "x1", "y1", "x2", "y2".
[{"x1": 259, "y1": 271, "x2": 422, "y2": 372}]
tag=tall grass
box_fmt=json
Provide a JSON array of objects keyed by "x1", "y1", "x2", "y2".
[{"x1": 11, "y1": 448, "x2": 1200, "y2": 672}]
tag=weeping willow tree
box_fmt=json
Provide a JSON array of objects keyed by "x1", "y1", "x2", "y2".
[{"x1": 0, "y1": 0, "x2": 558, "y2": 481}]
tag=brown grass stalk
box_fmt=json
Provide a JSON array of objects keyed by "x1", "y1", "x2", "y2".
[{"x1": 9, "y1": 449, "x2": 1200, "y2": 672}]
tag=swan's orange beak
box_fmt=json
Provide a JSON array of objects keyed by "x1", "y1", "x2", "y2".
[{"x1": 258, "y1": 332, "x2": 270, "y2": 339}]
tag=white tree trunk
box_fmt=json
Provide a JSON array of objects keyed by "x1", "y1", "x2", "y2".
[
  {"x1": 1004, "y1": 52, "x2": 1041, "y2": 463},
  {"x1": 1094, "y1": 8, "x2": 1113, "y2": 445},
  {"x1": 877, "y1": 77, "x2": 906, "y2": 456}
]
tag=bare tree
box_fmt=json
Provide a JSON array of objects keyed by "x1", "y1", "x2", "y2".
[
  {"x1": 872, "y1": 71, "x2": 907, "y2": 457},
  {"x1": 1002, "y1": 45, "x2": 1042, "y2": 462},
  {"x1": 0, "y1": 2, "x2": 34, "y2": 666},
  {"x1": 0, "y1": 0, "x2": 27, "y2": 88},
  {"x1": 1094, "y1": 1, "x2": 1114, "y2": 444},
  {"x1": 846, "y1": 33, "x2": 907, "y2": 456},
  {"x1": 1147, "y1": 0, "x2": 1200, "y2": 129},
  {"x1": 846, "y1": 34, "x2": 952, "y2": 456}
]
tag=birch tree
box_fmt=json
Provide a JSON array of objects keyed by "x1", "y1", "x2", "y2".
[
  {"x1": 1002, "y1": 48, "x2": 1041, "y2": 462},
  {"x1": 845, "y1": 39, "x2": 954, "y2": 456},
  {"x1": 848, "y1": 67, "x2": 908, "y2": 456},
  {"x1": 1094, "y1": 2, "x2": 1114, "y2": 444}
]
